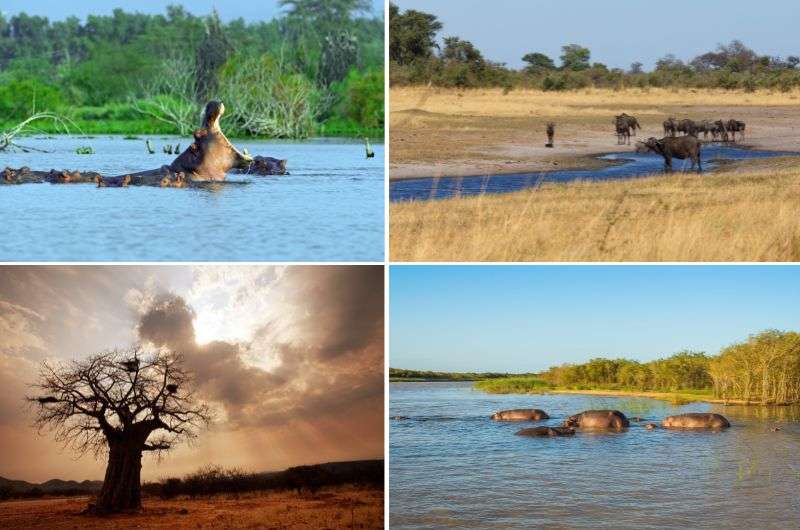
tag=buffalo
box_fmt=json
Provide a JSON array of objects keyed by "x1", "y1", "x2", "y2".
[
  {"x1": 726, "y1": 119, "x2": 746, "y2": 142},
  {"x1": 642, "y1": 136, "x2": 702, "y2": 173},
  {"x1": 545, "y1": 122, "x2": 555, "y2": 148},
  {"x1": 615, "y1": 113, "x2": 641, "y2": 137},
  {"x1": 676, "y1": 118, "x2": 698, "y2": 137},
  {"x1": 663, "y1": 117, "x2": 677, "y2": 137}
]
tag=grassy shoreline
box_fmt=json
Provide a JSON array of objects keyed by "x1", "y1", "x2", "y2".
[{"x1": 392, "y1": 374, "x2": 792, "y2": 406}]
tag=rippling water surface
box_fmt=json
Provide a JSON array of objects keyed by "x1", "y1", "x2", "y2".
[
  {"x1": 390, "y1": 382, "x2": 800, "y2": 529},
  {"x1": 390, "y1": 145, "x2": 795, "y2": 202},
  {"x1": 0, "y1": 135, "x2": 384, "y2": 261}
]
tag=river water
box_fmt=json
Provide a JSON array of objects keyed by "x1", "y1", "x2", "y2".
[
  {"x1": 390, "y1": 145, "x2": 795, "y2": 202},
  {"x1": 390, "y1": 382, "x2": 800, "y2": 529},
  {"x1": 0, "y1": 135, "x2": 384, "y2": 261}
]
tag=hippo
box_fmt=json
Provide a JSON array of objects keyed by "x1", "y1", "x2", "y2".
[
  {"x1": 170, "y1": 100, "x2": 252, "y2": 181},
  {"x1": 515, "y1": 426, "x2": 575, "y2": 437},
  {"x1": 491, "y1": 409, "x2": 550, "y2": 421},
  {"x1": 232, "y1": 155, "x2": 289, "y2": 176},
  {"x1": 662, "y1": 413, "x2": 730, "y2": 430},
  {"x1": 563, "y1": 410, "x2": 629, "y2": 431},
  {"x1": 642, "y1": 136, "x2": 702, "y2": 173},
  {"x1": 645, "y1": 423, "x2": 658, "y2": 430}
]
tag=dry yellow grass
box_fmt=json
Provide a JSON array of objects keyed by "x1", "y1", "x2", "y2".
[
  {"x1": 0, "y1": 486, "x2": 383, "y2": 529},
  {"x1": 390, "y1": 159, "x2": 800, "y2": 262}
]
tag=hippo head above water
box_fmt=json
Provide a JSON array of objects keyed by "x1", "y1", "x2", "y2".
[{"x1": 169, "y1": 100, "x2": 252, "y2": 181}]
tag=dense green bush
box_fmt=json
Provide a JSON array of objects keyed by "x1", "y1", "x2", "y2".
[{"x1": 0, "y1": 78, "x2": 65, "y2": 118}]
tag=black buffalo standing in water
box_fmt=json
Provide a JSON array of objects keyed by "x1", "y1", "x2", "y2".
[
  {"x1": 713, "y1": 120, "x2": 730, "y2": 142},
  {"x1": 642, "y1": 136, "x2": 702, "y2": 173}
]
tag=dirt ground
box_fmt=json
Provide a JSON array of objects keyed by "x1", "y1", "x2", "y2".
[
  {"x1": 0, "y1": 486, "x2": 383, "y2": 529},
  {"x1": 389, "y1": 87, "x2": 800, "y2": 179}
]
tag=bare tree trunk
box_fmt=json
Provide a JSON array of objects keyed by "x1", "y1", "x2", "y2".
[{"x1": 94, "y1": 442, "x2": 144, "y2": 513}]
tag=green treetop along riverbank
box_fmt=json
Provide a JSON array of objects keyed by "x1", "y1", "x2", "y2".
[
  {"x1": 0, "y1": 1, "x2": 383, "y2": 139},
  {"x1": 398, "y1": 330, "x2": 800, "y2": 406}
]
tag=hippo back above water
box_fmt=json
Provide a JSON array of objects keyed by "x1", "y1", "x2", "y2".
[
  {"x1": 662, "y1": 413, "x2": 730, "y2": 429},
  {"x1": 563, "y1": 410, "x2": 629, "y2": 431},
  {"x1": 515, "y1": 426, "x2": 575, "y2": 437},
  {"x1": 491, "y1": 409, "x2": 549, "y2": 421}
]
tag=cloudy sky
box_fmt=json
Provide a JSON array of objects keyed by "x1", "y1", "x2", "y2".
[{"x1": 0, "y1": 265, "x2": 383, "y2": 482}]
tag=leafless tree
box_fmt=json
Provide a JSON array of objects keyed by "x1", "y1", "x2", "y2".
[
  {"x1": 132, "y1": 54, "x2": 200, "y2": 136},
  {"x1": 29, "y1": 348, "x2": 211, "y2": 513}
]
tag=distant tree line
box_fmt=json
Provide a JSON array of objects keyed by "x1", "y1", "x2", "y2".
[
  {"x1": 389, "y1": 368, "x2": 527, "y2": 381},
  {"x1": 143, "y1": 460, "x2": 383, "y2": 499},
  {"x1": 390, "y1": 3, "x2": 800, "y2": 91},
  {"x1": 539, "y1": 330, "x2": 800, "y2": 404},
  {"x1": 0, "y1": 1, "x2": 384, "y2": 137}
]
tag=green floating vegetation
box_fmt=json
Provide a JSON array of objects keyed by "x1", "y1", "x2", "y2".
[{"x1": 75, "y1": 146, "x2": 94, "y2": 154}]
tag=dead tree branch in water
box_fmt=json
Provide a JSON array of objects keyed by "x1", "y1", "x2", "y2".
[{"x1": 0, "y1": 112, "x2": 72, "y2": 153}]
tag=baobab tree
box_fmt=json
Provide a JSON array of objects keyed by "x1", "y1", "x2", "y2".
[{"x1": 29, "y1": 348, "x2": 211, "y2": 513}]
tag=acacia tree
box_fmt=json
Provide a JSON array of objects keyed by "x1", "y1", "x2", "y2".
[{"x1": 29, "y1": 348, "x2": 210, "y2": 513}]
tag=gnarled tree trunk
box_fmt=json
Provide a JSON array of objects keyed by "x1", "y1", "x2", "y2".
[{"x1": 94, "y1": 441, "x2": 144, "y2": 513}]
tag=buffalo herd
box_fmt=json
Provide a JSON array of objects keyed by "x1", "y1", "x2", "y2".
[
  {"x1": 490, "y1": 408, "x2": 731, "y2": 437},
  {"x1": 614, "y1": 113, "x2": 746, "y2": 172}
]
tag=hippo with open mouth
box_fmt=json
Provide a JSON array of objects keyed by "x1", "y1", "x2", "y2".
[
  {"x1": 491, "y1": 409, "x2": 549, "y2": 421},
  {"x1": 662, "y1": 413, "x2": 730, "y2": 430},
  {"x1": 563, "y1": 410, "x2": 629, "y2": 431}
]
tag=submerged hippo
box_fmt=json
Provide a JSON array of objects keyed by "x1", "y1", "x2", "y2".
[
  {"x1": 491, "y1": 409, "x2": 549, "y2": 421},
  {"x1": 662, "y1": 413, "x2": 730, "y2": 430},
  {"x1": 515, "y1": 426, "x2": 575, "y2": 437},
  {"x1": 232, "y1": 155, "x2": 288, "y2": 176},
  {"x1": 641, "y1": 135, "x2": 702, "y2": 173},
  {"x1": 563, "y1": 410, "x2": 629, "y2": 431},
  {"x1": 645, "y1": 423, "x2": 658, "y2": 430}
]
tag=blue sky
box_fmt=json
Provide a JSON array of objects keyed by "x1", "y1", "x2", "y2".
[
  {"x1": 390, "y1": 266, "x2": 800, "y2": 372},
  {"x1": 0, "y1": 0, "x2": 384, "y2": 22},
  {"x1": 395, "y1": 0, "x2": 799, "y2": 70}
]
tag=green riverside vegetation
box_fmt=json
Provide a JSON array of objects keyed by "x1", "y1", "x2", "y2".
[
  {"x1": 0, "y1": 1, "x2": 383, "y2": 138},
  {"x1": 400, "y1": 330, "x2": 800, "y2": 405},
  {"x1": 390, "y1": 2, "x2": 800, "y2": 91}
]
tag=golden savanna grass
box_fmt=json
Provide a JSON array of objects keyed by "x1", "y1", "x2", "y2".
[
  {"x1": 0, "y1": 486, "x2": 383, "y2": 529},
  {"x1": 390, "y1": 158, "x2": 800, "y2": 262}
]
